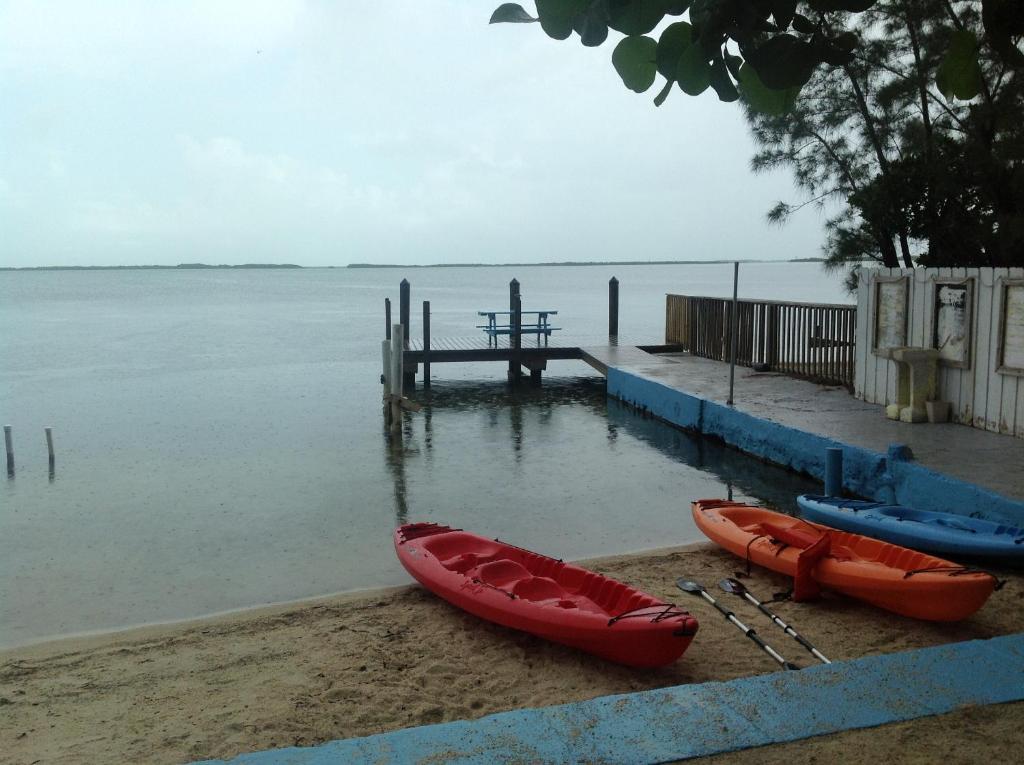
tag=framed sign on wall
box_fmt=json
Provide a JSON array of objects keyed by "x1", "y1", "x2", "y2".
[
  {"x1": 997, "y1": 279, "x2": 1024, "y2": 376},
  {"x1": 932, "y1": 278, "x2": 973, "y2": 369},
  {"x1": 872, "y1": 275, "x2": 909, "y2": 353}
]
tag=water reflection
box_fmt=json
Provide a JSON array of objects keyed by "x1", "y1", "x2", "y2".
[
  {"x1": 381, "y1": 376, "x2": 817, "y2": 544},
  {"x1": 510, "y1": 402, "x2": 523, "y2": 464},
  {"x1": 385, "y1": 428, "x2": 410, "y2": 526},
  {"x1": 604, "y1": 398, "x2": 813, "y2": 514},
  {"x1": 415, "y1": 377, "x2": 608, "y2": 414}
]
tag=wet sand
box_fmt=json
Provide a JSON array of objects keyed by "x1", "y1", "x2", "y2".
[{"x1": 2, "y1": 543, "x2": 1023, "y2": 764}]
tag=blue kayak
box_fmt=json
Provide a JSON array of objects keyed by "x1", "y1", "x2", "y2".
[{"x1": 796, "y1": 495, "x2": 1024, "y2": 561}]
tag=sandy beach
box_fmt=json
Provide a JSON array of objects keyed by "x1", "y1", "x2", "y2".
[{"x1": 2, "y1": 542, "x2": 1022, "y2": 765}]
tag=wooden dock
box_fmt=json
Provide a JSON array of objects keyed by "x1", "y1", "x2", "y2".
[
  {"x1": 402, "y1": 335, "x2": 684, "y2": 383},
  {"x1": 387, "y1": 276, "x2": 679, "y2": 388}
]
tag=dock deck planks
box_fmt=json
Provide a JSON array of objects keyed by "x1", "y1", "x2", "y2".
[{"x1": 403, "y1": 337, "x2": 684, "y2": 372}]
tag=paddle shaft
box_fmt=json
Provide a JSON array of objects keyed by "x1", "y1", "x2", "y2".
[
  {"x1": 738, "y1": 591, "x2": 831, "y2": 664},
  {"x1": 690, "y1": 588, "x2": 798, "y2": 671}
]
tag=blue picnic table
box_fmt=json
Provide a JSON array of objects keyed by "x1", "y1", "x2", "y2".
[{"x1": 476, "y1": 310, "x2": 560, "y2": 347}]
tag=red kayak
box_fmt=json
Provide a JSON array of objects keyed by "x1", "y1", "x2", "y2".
[{"x1": 394, "y1": 523, "x2": 699, "y2": 667}]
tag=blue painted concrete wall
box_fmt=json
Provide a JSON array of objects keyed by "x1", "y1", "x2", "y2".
[
  {"x1": 607, "y1": 368, "x2": 1024, "y2": 523},
  {"x1": 194, "y1": 633, "x2": 1024, "y2": 765}
]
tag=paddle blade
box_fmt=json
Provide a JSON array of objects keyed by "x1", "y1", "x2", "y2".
[
  {"x1": 719, "y1": 578, "x2": 747, "y2": 595},
  {"x1": 675, "y1": 579, "x2": 705, "y2": 593}
]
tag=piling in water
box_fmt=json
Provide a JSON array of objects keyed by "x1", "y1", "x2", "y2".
[
  {"x1": 609, "y1": 277, "x2": 619, "y2": 338},
  {"x1": 4, "y1": 424, "x2": 12, "y2": 476},
  {"x1": 825, "y1": 447, "x2": 844, "y2": 497},
  {"x1": 423, "y1": 301, "x2": 431, "y2": 390}
]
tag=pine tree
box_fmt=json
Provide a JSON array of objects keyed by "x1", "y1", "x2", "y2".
[{"x1": 749, "y1": 1, "x2": 1022, "y2": 285}]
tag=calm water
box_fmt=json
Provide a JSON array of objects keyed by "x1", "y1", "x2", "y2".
[{"x1": 0, "y1": 263, "x2": 847, "y2": 647}]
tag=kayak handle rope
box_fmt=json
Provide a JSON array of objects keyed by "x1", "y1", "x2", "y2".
[
  {"x1": 744, "y1": 534, "x2": 766, "y2": 576},
  {"x1": 607, "y1": 603, "x2": 690, "y2": 626},
  {"x1": 398, "y1": 523, "x2": 461, "y2": 542},
  {"x1": 469, "y1": 577, "x2": 516, "y2": 599},
  {"x1": 902, "y1": 566, "x2": 1006, "y2": 590},
  {"x1": 493, "y1": 538, "x2": 564, "y2": 566}
]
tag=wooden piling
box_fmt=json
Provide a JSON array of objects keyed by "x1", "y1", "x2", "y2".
[
  {"x1": 385, "y1": 298, "x2": 392, "y2": 340},
  {"x1": 399, "y1": 281, "x2": 416, "y2": 389},
  {"x1": 609, "y1": 276, "x2": 619, "y2": 338},
  {"x1": 382, "y1": 339, "x2": 392, "y2": 424},
  {"x1": 390, "y1": 324, "x2": 403, "y2": 433},
  {"x1": 399, "y1": 280, "x2": 410, "y2": 346},
  {"x1": 422, "y1": 300, "x2": 431, "y2": 389},
  {"x1": 45, "y1": 427, "x2": 54, "y2": 468},
  {"x1": 4, "y1": 425, "x2": 12, "y2": 476}
]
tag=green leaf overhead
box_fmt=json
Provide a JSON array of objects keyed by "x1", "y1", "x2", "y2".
[
  {"x1": 676, "y1": 41, "x2": 712, "y2": 95},
  {"x1": 687, "y1": 0, "x2": 713, "y2": 28},
  {"x1": 607, "y1": 0, "x2": 670, "y2": 36},
  {"x1": 709, "y1": 53, "x2": 739, "y2": 101},
  {"x1": 981, "y1": 0, "x2": 1024, "y2": 67},
  {"x1": 573, "y1": 3, "x2": 610, "y2": 46},
  {"x1": 737, "y1": 62, "x2": 800, "y2": 114},
  {"x1": 791, "y1": 14, "x2": 816, "y2": 35},
  {"x1": 770, "y1": 0, "x2": 798, "y2": 30},
  {"x1": 655, "y1": 21, "x2": 693, "y2": 80},
  {"x1": 936, "y1": 30, "x2": 982, "y2": 100},
  {"x1": 535, "y1": 0, "x2": 590, "y2": 40},
  {"x1": 743, "y1": 34, "x2": 818, "y2": 90},
  {"x1": 489, "y1": 3, "x2": 538, "y2": 23},
  {"x1": 807, "y1": 0, "x2": 874, "y2": 10},
  {"x1": 612, "y1": 35, "x2": 658, "y2": 92}
]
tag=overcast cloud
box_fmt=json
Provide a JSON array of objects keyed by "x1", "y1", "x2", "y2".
[{"x1": 0, "y1": 1, "x2": 829, "y2": 267}]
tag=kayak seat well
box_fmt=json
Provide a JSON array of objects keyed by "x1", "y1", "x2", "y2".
[
  {"x1": 512, "y1": 576, "x2": 566, "y2": 602},
  {"x1": 475, "y1": 559, "x2": 532, "y2": 588},
  {"x1": 419, "y1": 533, "x2": 503, "y2": 567},
  {"x1": 440, "y1": 552, "x2": 489, "y2": 574}
]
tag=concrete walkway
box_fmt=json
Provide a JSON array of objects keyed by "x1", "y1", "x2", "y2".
[
  {"x1": 194, "y1": 633, "x2": 1024, "y2": 764},
  {"x1": 584, "y1": 349, "x2": 1024, "y2": 520}
]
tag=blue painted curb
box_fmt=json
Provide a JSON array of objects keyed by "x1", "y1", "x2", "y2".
[
  {"x1": 193, "y1": 633, "x2": 1024, "y2": 764},
  {"x1": 606, "y1": 368, "x2": 1024, "y2": 523}
]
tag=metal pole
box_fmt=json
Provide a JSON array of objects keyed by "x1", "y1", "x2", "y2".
[
  {"x1": 385, "y1": 298, "x2": 392, "y2": 340},
  {"x1": 728, "y1": 261, "x2": 739, "y2": 406}
]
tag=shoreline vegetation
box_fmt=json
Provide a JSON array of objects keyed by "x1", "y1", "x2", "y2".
[
  {"x1": 2, "y1": 542, "x2": 1022, "y2": 764},
  {"x1": 1, "y1": 258, "x2": 825, "y2": 271}
]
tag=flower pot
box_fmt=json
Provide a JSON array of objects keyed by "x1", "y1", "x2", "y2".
[{"x1": 926, "y1": 400, "x2": 951, "y2": 424}]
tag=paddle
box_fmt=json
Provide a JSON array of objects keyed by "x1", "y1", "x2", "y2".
[
  {"x1": 719, "y1": 578, "x2": 831, "y2": 664},
  {"x1": 675, "y1": 579, "x2": 799, "y2": 671}
]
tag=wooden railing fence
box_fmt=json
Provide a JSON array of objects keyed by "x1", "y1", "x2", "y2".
[{"x1": 665, "y1": 294, "x2": 857, "y2": 389}]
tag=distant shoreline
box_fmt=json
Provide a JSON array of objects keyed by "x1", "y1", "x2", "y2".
[
  {"x1": 2, "y1": 258, "x2": 825, "y2": 271},
  {"x1": 347, "y1": 258, "x2": 826, "y2": 268},
  {"x1": 0, "y1": 263, "x2": 302, "y2": 271}
]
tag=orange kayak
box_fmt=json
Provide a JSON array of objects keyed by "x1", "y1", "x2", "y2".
[{"x1": 692, "y1": 499, "x2": 997, "y2": 621}]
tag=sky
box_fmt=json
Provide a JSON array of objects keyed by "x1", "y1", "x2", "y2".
[{"x1": 0, "y1": 1, "x2": 829, "y2": 268}]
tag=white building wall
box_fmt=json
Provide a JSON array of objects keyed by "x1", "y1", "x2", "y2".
[{"x1": 855, "y1": 267, "x2": 1024, "y2": 438}]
